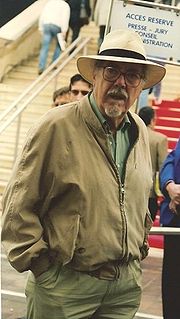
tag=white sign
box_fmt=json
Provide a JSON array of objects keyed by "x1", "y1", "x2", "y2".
[{"x1": 110, "y1": 0, "x2": 180, "y2": 60}]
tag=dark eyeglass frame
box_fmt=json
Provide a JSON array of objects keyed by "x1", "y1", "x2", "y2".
[
  {"x1": 102, "y1": 66, "x2": 145, "y2": 88},
  {"x1": 71, "y1": 89, "x2": 89, "y2": 96}
]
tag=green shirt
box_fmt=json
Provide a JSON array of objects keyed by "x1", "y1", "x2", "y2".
[{"x1": 89, "y1": 93, "x2": 131, "y2": 180}]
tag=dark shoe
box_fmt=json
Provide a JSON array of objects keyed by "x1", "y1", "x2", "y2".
[
  {"x1": 69, "y1": 46, "x2": 76, "y2": 55},
  {"x1": 38, "y1": 69, "x2": 43, "y2": 75}
]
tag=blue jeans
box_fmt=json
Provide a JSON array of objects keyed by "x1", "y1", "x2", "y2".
[
  {"x1": 137, "y1": 88, "x2": 150, "y2": 110},
  {"x1": 153, "y1": 82, "x2": 161, "y2": 99},
  {"x1": 39, "y1": 24, "x2": 61, "y2": 71}
]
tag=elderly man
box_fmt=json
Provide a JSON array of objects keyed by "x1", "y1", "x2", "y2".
[{"x1": 2, "y1": 29, "x2": 166, "y2": 319}]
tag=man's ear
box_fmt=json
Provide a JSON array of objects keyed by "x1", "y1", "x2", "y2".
[
  {"x1": 92, "y1": 72, "x2": 96, "y2": 86},
  {"x1": 92, "y1": 70, "x2": 96, "y2": 81},
  {"x1": 150, "y1": 117, "x2": 156, "y2": 128}
]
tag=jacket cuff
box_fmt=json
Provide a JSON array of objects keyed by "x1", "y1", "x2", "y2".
[{"x1": 163, "y1": 180, "x2": 174, "y2": 197}]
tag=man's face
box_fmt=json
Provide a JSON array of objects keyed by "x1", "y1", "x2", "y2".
[
  {"x1": 93, "y1": 61, "x2": 145, "y2": 123},
  {"x1": 70, "y1": 80, "x2": 91, "y2": 102},
  {"x1": 54, "y1": 92, "x2": 70, "y2": 106}
]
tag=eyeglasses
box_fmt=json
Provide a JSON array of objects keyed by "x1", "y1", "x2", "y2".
[
  {"x1": 103, "y1": 66, "x2": 145, "y2": 88},
  {"x1": 71, "y1": 89, "x2": 89, "y2": 96}
]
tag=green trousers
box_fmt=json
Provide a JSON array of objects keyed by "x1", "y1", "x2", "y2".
[{"x1": 25, "y1": 260, "x2": 142, "y2": 319}]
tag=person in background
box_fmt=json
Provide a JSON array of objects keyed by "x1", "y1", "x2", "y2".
[
  {"x1": 52, "y1": 86, "x2": 71, "y2": 106},
  {"x1": 137, "y1": 56, "x2": 165, "y2": 109},
  {"x1": 38, "y1": 0, "x2": 70, "y2": 75},
  {"x1": 69, "y1": 73, "x2": 92, "y2": 101},
  {"x1": 152, "y1": 81, "x2": 162, "y2": 105},
  {"x1": 137, "y1": 87, "x2": 150, "y2": 110},
  {"x1": 1, "y1": 29, "x2": 166, "y2": 319},
  {"x1": 67, "y1": 0, "x2": 91, "y2": 43},
  {"x1": 159, "y1": 137, "x2": 180, "y2": 319},
  {"x1": 137, "y1": 81, "x2": 162, "y2": 109},
  {"x1": 138, "y1": 106, "x2": 168, "y2": 221},
  {"x1": 94, "y1": 0, "x2": 109, "y2": 49}
]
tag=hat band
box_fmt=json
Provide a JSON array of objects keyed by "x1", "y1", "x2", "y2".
[{"x1": 99, "y1": 49, "x2": 146, "y2": 61}]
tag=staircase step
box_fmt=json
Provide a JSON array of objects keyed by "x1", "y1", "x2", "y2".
[
  {"x1": 0, "y1": 168, "x2": 12, "y2": 183},
  {"x1": 0, "y1": 181, "x2": 8, "y2": 196},
  {"x1": 0, "y1": 155, "x2": 14, "y2": 169},
  {"x1": 155, "y1": 109, "x2": 180, "y2": 118},
  {"x1": 156, "y1": 117, "x2": 180, "y2": 127},
  {"x1": 153, "y1": 100, "x2": 180, "y2": 108},
  {"x1": 153, "y1": 99, "x2": 179, "y2": 150},
  {"x1": 155, "y1": 126, "x2": 180, "y2": 139},
  {"x1": 0, "y1": 21, "x2": 99, "y2": 193}
]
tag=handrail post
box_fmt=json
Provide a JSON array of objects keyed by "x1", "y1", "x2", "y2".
[
  {"x1": 0, "y1": 36, "x2": 92, "y2": 136},
  {"x1": 53, "y1": 73, "x2": 58, "y2": 92},
  {"x1": 83, "y1": 44, "x2": 87, "y2": 56},
  {"x1": 13, "y1": 114, "x2": 22, "y2": 165}
]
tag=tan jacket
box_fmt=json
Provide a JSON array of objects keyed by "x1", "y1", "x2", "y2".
[
  {"x1": 147, "y1": 127, "x2": 168, "y2": 197},
  {"x1": 1, "y1": 97, "x2": 153, "y2": 277}
]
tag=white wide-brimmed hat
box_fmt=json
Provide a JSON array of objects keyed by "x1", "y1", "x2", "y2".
[{"x1": 77, "y1": 29, "x2": 166, "y2": 89}]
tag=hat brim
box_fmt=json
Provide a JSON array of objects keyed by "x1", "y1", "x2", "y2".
[{"x1": 77, "y1": 55, "x2": 166, "y2": 90}]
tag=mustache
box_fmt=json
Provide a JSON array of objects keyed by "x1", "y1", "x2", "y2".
[{"x1": 107, "y1": 86, "x2": 128, "y2": 100}]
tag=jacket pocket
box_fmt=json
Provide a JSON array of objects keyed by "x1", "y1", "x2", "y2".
[
  {"x1": 45, "y1": 213, "x2": 81, "y2": 266},
  {"x1": 35, "y1": 264, "x2": 61, "y2": 286},
  {"x1": 62, "y1": 213, "x2": 81, "y2": 265}
]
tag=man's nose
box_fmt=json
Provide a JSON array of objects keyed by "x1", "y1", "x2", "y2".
[
  {"x1": 114, "y1": 74, "x2": 126, "y2": 87},
  {"x1": 76, "y1": 92, "x2": 84, "y2": 100}
]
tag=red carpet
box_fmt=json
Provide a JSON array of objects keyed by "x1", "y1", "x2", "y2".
[
  {"x1": 154, "y1": 100, "x2": 180, "y2": 108},
  {"x1": 148, "y1": 100, "x2": 180, "y2": 249},
  {"x1": 156, "y1": 118, "x2": 180, "y2": 128},
  {"x1": 155, "y1": 109, "x2": 180, "y2": 118},
  {"x1": 153, "y1": 99, "x2": 180, "y2": 151},
  {"x1": 168, "y1": 140, "x2": 179, "y2": 150}
]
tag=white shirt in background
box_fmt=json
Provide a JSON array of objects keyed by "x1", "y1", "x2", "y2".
[
  {"x1": 39, "y1": 0, "x2": 70, "y2": 33},
  {"x1": 94, "y1": 0, "x2": 109, "y2": 27}
]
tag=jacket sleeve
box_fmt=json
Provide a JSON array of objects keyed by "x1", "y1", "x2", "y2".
[
  {"x1": 61, "y1": 3, "x2": 71, "y2": 33},
  {"x1": 157, "y1": 136, "x2": 168, "y2": 171},
  {"x1": 159, "y1": 149, "x2": 175, "y2": 197},
  {"x1": 1, "y1": 118, "x2": 56, "y2": 275}
]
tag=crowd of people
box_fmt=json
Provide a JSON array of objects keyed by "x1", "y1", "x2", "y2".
[
  {"x1": 52, "y1": 73, "x2": 92, "y2": 107},
  {"x1": 1, "y1": 2, "x2": 180, "y2": 319}
]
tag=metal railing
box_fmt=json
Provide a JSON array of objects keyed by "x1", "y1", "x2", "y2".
[
  {"x1": 150, "y1": 226, "x2": 180, "y2": 235},
  {"x1": 0, "y1": 36, "x2": 91, "y2": 162}
]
